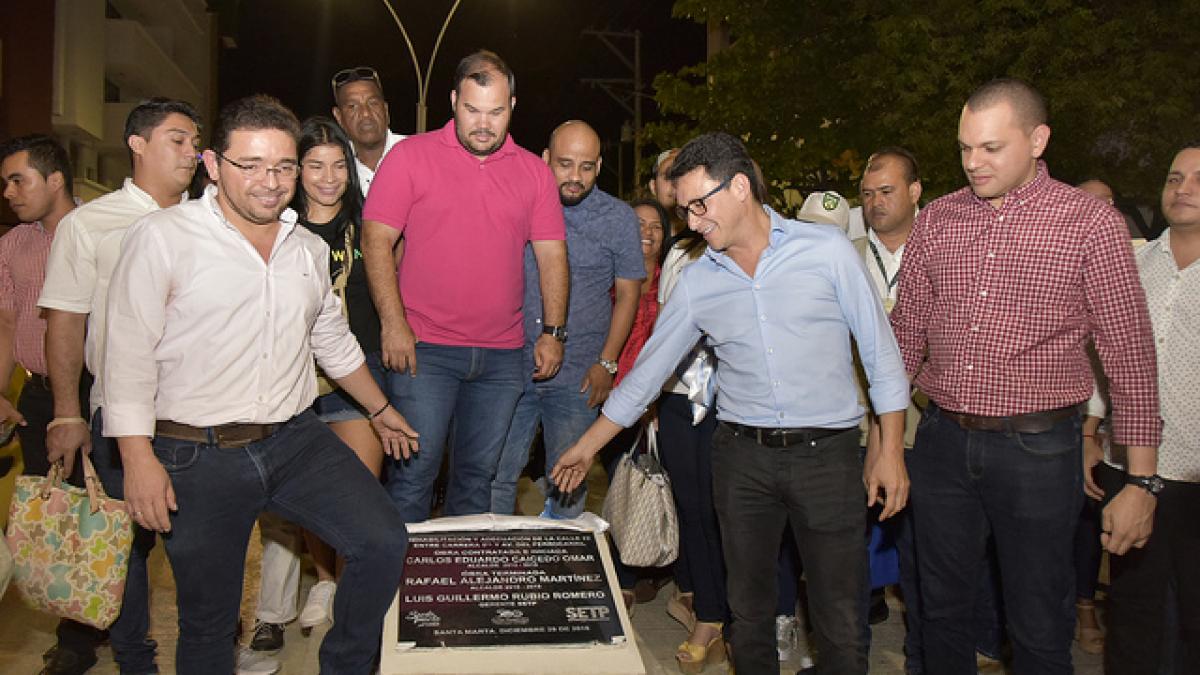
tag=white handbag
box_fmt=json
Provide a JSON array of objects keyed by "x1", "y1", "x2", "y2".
[{"x1": 602, "y1": 421, "x2": 679, "y2": 567}]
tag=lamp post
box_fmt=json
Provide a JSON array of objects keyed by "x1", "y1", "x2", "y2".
[{"x1": 379, "y1": 0, "x2": 463, "y2": 133}]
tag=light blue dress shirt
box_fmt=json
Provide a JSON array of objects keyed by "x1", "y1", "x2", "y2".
[{"x1": 602, "y1": 206, "x2": 910, "y2": 429}]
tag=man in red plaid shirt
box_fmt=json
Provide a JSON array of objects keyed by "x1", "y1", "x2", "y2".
[{"x1": 890, "y1": 78, "x2": 1160, "y2": 674}]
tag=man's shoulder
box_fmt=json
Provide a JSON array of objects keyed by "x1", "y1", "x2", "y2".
[
  {"x1": 574, "y1": 189, "x2": 634, "y2": 221},
  {"x1": 66, "y1": 183, "x2": 155, "y2": 232}
]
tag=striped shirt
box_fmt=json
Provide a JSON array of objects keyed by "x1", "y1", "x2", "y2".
[
  {"x1": 891, "y1": 162, "x2": 1160, "y2": 446},
  {"x1": 0, "y1": 222, "x2": 54, "y2": 375}
]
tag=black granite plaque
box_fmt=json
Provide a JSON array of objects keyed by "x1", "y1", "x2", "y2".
[{"x1": 398, "y1": 529, "x2": 624, "y2": 648}]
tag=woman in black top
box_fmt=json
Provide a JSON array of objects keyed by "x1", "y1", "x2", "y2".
[{"x1": 251, "y1": 117, "x2": 387, "y2": 646}]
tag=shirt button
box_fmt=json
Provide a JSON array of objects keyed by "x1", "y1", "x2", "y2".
[
  {"x1": 970, "y1": 324, "x2": 979, "y2": 332},
  {"x1": 760, "y1": 314, "x2": 767, "y2": 321},
  {"x1": 777, "y1": 412, "x2": 785, "y2": 419},
  {"x1": 768, "y1": 348, "x2": 774, "y2": 355},
  {"x1": 754, "y1": 284, "x2": 761, "y2": 290},
  {"x1": 773, "y1": 380, "x2": 780, "y2": 388},
  {"x1": 965, "y1": 363, "x2": 974, "y2": 370},
  {"x1": 979, "y1": 290, "x2": 988, "y2": 297},
  {"x1": 997, "y1": 214, "x2": 1005, "y2": 222},
  {"x1": 986, "y1": 252, "x2": 996, "y2": 259}
]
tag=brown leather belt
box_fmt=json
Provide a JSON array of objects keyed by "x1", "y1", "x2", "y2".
[
  {"x1": 722, "y1": 421, "x2": 856, "y2": 448},
  {"x1": 155, "y1": 420, "x2": 280, "y2": 447},
  {"x1": 941, "y1": 404, "x2": 1080, "y2": 434}
]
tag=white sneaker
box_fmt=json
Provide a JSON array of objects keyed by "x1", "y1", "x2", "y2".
[
  {"x1": 776, "y1": 614, "x2": 798, "y2": 661},
  {"x1": 236, "y1": 646, "x2": 281, "y2": 675},
  {"x1": 299, "y1": 579, "x2": 336, "y2": 635}
]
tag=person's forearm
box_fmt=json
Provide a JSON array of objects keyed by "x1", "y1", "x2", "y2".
[
  {"x1": 0, "y1": 310, "x2": 16, "y2": 388},
  {"x1": 333, "y1": 364, "x2": 389, "y2": 416},
  {"x1": 45, "y1": 309, "x2": 88, "y2": 417},
  {"x1": 577, "y1": 414, "x2": 625, "y2": 459},
  {"x1": 362, "y1": 221, "x2": 409, "y2": 329},
  {"x1": 600, "y1": 280, "x2": 640, "y2": 361},
  {"x1": 533, "y1": 241, "x2": 568, "y2": 326},
  {"x1": 1083, "y1": 415, "x2": 1103, "y2": 436},
  {"x1": 1124, "y1": 445, "x2": 1157, "y2": 476},
  {"x1": 117, "y1": 435, "x2": 156, "y2": 463},
  {"x1": 876, "y1": 410, "x2": 904, "y2": 452}
]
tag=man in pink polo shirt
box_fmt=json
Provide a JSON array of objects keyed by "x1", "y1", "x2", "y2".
[{"x1": 362, "y1": 50, "x2": 568, "y2": 522}]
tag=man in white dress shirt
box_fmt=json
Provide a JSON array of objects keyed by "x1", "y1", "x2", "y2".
[{"x1": 102, "y1": 95, "x2": 417, "y2": 675}]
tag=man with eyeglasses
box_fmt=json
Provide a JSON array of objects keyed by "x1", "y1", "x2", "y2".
[
  {"x1": 362, "y1": 50, "x2": 567, "y2": 524},
  {"x1": 549, "y1": 132, "x2": 910, "y2": 674},
  {"x1": 101, "y1": 94, "x2": 418, "y2": 675},
  {"x1": 331, "y1": 66, "x2": 404, "y2": 196}
]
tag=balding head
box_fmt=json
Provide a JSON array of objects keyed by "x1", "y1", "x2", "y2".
[
  {"x1": 544, "y1": 120, "x2": 602, "y2": 206},
  {"x1": 965, "y1": 77, "x2": 1048, "y2": 132},
  {"x1": 1077, "y1": 179, "x2": 1114, "y2": 205}
]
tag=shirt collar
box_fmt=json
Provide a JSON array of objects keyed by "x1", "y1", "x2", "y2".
[
  {"x1": 123, "y1": 176, "x2": 188, "y2": 210},
  {"x1": 968, "y1": 159, "x2": 1051, "y2": 210},
  {"x1": 352, "y1": 130, "x2": 402, "y2": 165},
  {"x1": 202, "y1": 184, "x2": 298, "y2": 235},
  {"x1": 704, "y1": 204, "x2": 787, "y2": 269},
  {"x1": 866, "y1": 227, "x2": 904, "y2": 258}
]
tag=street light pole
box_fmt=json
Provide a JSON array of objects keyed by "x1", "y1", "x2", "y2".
[{"x1": 378, "y1": 0, "x2": 463, "y2": 133}]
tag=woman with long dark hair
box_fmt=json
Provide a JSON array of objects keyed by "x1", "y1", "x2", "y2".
[{"x1": 249, "y1": 117, "x2": 386, "y2": 651}]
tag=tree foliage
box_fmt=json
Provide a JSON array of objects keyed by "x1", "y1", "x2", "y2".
[{"x1": 647, "y1": 0, "x2": 1200, "y2": 210}]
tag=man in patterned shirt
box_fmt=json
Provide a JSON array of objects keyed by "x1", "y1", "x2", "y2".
[
  {"x1": 1089, "y1": 142, "x2": 1200, "y2": 672},
  {"x1": 890, "y1": 78, "x2": 1160, "y2": 674}
]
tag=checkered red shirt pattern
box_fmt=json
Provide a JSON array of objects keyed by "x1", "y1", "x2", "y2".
[
  {"x1": 891, "y1": 162, "x2": 1161, "y2": 446},
  {"x1": 0, "y1": 222, "x2": 53, "y2": 376}
]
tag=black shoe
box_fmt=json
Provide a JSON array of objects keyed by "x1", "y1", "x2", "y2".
[
  {"x1": 39, "y1": 647, "x2": 98, "y2": 675},
  {"x1": 249, "y1": 621, "x2": 285, "y2": 653},
  {"x1": 868, "y1": 590, "x2": 890, "y2": 625}
]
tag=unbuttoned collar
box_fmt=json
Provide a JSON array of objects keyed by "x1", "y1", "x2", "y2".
[
  {"x1": 123, "y1": 176, "x2": 188, "y2": 210},
  {"x1": 704, "y1": 204, "x2": 788, "y2": 271},
  {"x1": 436, "y1": 119, "x2": 518, "y2": 162},
  {"x1": 202, "y1": 184, "x2": 298, "y2": 237}
]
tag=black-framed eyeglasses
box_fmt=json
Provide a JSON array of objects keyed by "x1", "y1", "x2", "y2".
[
  {"x1": 214, "y1": 151, "x2": 298, "y2": 181},
  {"x1": 331, "y1": 66, "x2": 382, "y2": 98},
  {"x1": 675, "y1": 176, "x2": 732, "y2": 221}
]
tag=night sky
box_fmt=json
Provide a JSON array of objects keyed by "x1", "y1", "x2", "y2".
[{"x1": 218, "y1": 0, "x2": 705, "y2": 194}]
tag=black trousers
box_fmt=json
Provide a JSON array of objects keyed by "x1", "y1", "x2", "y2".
[
  {"x1": 14, "y1": 375, "x2": 106, "y2": 656},
  {"x1": 712, "y1": 424, "x2": 868, "y2": 674},
  {"x1": 1097, "y1": 463, "x2": 1200, "y2": 675}
]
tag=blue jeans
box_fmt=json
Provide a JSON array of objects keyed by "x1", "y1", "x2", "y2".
[
  {"x1": 151, "y1": 410, "x2": 406, "y2": 674},
  {"x1": 490, "y1": 380, "x2": 597, "y2": 518},
  {"x1": 89, "y1": 410, "x2": 160, "y2": 674},
  {"x1": 385, "y1": 343, "x2": 523, "y2": 522},
  {"x1": 908, "y1": 403, "x2": 1081, "y2": 675}
]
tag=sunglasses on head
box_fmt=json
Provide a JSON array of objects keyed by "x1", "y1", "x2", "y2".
[{"x1": 331, "y1": 67, "x2": 381, "y2": 98}]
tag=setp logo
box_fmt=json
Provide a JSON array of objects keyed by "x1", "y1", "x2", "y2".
[{"x1": 565, "y1": 606, "x2": 610, "y2": 622}]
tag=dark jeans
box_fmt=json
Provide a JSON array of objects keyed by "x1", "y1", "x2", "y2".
[
  {"x1": 15, "y1": 376, "x2": 110, "y2": 660},
  {"x1": 891, "y1": 504, "x2": 1007, "y2": 673},
  {"x1": 1097, "y1": 463, "x2": 1200, "y2": 674},
  {"x1": 908, "y1": 403, "x2": 1081, "y2": 675},
  {"x1": 658, "y1": 392, "x2": 725, "y2": 624},
  {"x1": 384, "y1": 343, "x2": 523, "y2": 522},
  {"x1": 713, "y1": 423, "x2": 868, "y2": 675},
  {"x1": 90, "y1": 409, "x2": 160, "y2": 674},
  {"x1": 1074, "y1": 495, "x2": 1104, "y2": 600},
  {"x1": 152, "y1": 410, "x2": 406, "y2": 674}
]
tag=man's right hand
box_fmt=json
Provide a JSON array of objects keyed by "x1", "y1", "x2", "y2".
[
  {"x1": 123, "y1": 448, "x2": 177, "y2": 533},
  {"x1": 46, "y1": 419, "x2": 91, "y2": 473},
  {"x1": 381, "y1": 321, "x2": 418, "y2": 375}
]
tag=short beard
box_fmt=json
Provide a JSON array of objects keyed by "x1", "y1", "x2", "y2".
[
  {"x1": 559, "y1": 183, "x2": 593, "y2": 207},
  {"x1": 456, "y1": 129, "x2": 506, "y2": 158}
]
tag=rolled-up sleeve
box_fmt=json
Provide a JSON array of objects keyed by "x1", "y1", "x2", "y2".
[{"x1": 309, "y1": 242, "x2": 365, "y2": 379}]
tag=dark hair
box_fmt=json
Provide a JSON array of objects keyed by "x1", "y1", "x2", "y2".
[
  {"x1": 0, "y1": 134, "x2": 73, "y2": 198},
  {"x1": 124, "y1": 97, "x2": 201, "y2": 164},
  {"x1": 667, "y1": 132, "x2": 765, "y2": 204},
  {"x1": 864, "y1": 146, "x2": 920, "y2": 185},
  {"x1": 630, "y1": 198, "x2": 672, "y2": 267},
  {"x1": 1176, "y1": 141, "x2": 1200, "y2": 155},
  {"x1": 453, "y1": 50, "x2": 516, "y2": 96},
  {"x1": 210, "y1": 94, "x2": 301, "y2": 155},
  {"x1": 290, "y1": 116, "x2": 363, "y2": 233},
  {"x1": 965, "y1": 77, "x2": 1048, "y2": 130}
]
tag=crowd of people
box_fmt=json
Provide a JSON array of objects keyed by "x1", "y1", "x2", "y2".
[{"x1": 0, "y1": 48, "x2": 1196, "y2": 675}]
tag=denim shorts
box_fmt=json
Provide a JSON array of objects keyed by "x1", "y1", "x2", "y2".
[{"x1": 312, "y1": 351, "x2": 386, "y2": 423}]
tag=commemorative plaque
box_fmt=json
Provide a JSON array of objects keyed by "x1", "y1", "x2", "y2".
[{"x1": 398, "y1": 528, "x2": 624, "y2": 648}]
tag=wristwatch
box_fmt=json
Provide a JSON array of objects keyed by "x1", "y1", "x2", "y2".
[
  {"x1": 1126, "y1": 473, "x2": 1165, "y2": 496},
  {"x1": 597, "y1": 358, "x2": 619, "y2": 376},
  {"x1": 542, "y1": 324, "x2": 568, "y2": 343}
]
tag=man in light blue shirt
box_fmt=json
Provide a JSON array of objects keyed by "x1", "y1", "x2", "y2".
[{"x1": 551, "y1": 132, "x2": 911, "y2": 674}]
